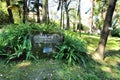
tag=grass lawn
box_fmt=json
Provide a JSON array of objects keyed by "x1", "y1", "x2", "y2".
[{"x1": 0, "y1": 33, "x2": 120, "y2": 80}]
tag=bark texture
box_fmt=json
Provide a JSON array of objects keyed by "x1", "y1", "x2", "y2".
[
  {"x1": 42, "y1": 0, "x2": 49, "y2": 22},
  {"x1": 23, "y1": 0, "x2": 27, "y2": 23},
  {"x1": 36, "y1": 0, "x2": 40, "y2": 23}
]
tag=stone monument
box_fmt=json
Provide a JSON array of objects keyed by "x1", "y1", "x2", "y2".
[{"x1": 31, "y1": 33, "x2": 63, "y2": 57}]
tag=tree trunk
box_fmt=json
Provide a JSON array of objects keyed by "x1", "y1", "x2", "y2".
[
  {"x1": 93, "y1": 0, "x2": 117, "y2": 60},
  {"x1": 78, "y1": 0, "x2": 81, "y2": 36},
  {"x1": 42, "y1": 0, "x2": 49, "y2": 22},
  {"x1": 23, "y1": 0, "x2": 27, "y2": 23},
  {"x1": 60, "y1": 0, "x2": 63, "y2": 29},
  {"x1": 65, "y1": 0, "x2": 71, "y2": 30},
  {"x1": 6, "y1": 0, "x2": 14, "y2": 23},
  {"x1": 89, "y1": 0, "x2": 94, "y2": 33},
  {"x1": 36, "y1": 0, "x2": 40, "y2": 23},
  {"x1": 63, "y1": 10, "x2": 65, "y2": 29}
]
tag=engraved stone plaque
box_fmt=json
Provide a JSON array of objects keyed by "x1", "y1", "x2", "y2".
[
  {"x1": 33, "y1": 33, "x2": 62, "y2": 44},
  {"x1": 31, "y1": 33, "x2": 63, "y2": 54}
]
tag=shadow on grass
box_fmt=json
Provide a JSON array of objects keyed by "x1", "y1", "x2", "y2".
[
  {"x1": 104, "y1": 50, "x2": 120, "y2": 68},
  {"x1": 105, "y1": 50, "x2": 120, "y2": 58}
]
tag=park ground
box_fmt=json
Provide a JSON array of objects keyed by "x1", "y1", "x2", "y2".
[{"x1": 0, "y1": 33, "x2": 120, "y2": 80}]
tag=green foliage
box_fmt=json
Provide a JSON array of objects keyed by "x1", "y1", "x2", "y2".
[
  {"x1": 0, "y1": 9, "x2": 9, "y2": 25},
  {"x1": 0, "y1": 23, "x2": 61, "y2": 62},
  {"x1": 0, "y1": 23, "x2": 88, "y2": 65},
  {"x1": 0, "y1": 24, "x2": 36, "y2": 62},
  {"x1": 111, "y1": 28, "x2": 120, "y2": 37},
  {"x1": 54, "y1": 30, "x2": 88, "y2": 66},
  {"x1": 95, "y1": 18, "x2": 104, "y2": 29},
  {"x1": 30, "y1": 23, "x2": 61, "y2": 34}
]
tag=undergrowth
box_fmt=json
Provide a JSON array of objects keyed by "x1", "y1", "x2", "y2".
[
  {"x1": 0, "y1": 24, "x2": 36, "y2": 62},
  {"x1": 0, "y1": 23, "x2": 89, "y2": 67},
  {"x1": 0, "y1": 23, "x2": 61, "y2": 62},
  {"x1": 54, "y1": 30, "x2": 89, "y2": 66}
]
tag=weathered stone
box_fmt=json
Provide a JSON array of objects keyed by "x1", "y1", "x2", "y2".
[
  {"x1": 31, "y1": 33, "x2": 63, "y2": 56},
  {"x1": 32, "y1": 33, "x2": 62, "y2": 44}
]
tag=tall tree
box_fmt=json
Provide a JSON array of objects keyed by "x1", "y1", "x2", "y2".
[
  {"x1": 60, "y1": 0, "x2": 63, "y2": 29},
  {"x1": 89, "y1": 0, "x2": 94, "y2": 33},
  {"x1": 93, "y1": 0, "x2": 117, "y2": 60},
  {"x1": 57, "y1": 0, "x2": 64, "y2": 29},
  {"x1": 42, "y1": 0, "x2": 49, "y2": 22},
  {"x1": 35, "y1": 0, "x2": 40, "y2": 23},
  {"x1": 77, "y1": 0, "x2": 81, "y2": 35},
  {"x1": 23, "y1": 0, "x2": 27, "y2": 23},
  {"x1": 64, "y1": 0, "x2": 71, "y2": 30},
  {"x1": 6, "y1": 0, "x2": 14, "y2": 23},
  {"x1": 57, "y1": 0, "x2": 71, "y2": 30}
]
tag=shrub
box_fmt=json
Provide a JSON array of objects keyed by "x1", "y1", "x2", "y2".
[
  {"x1": 0, "y1": 23, "x2": 61, "y2": 62},
  {"x1": 0, "y1": 24, "x2": 36, "y2": 62},
  {"x1": 29, "y1": 22, "x2": 61, "y2": 34},
  {"x1": 54, "y1": 30, "x2": 88, "y2": 66},
  {"x1": 111, "y1": 28, "x2": 120, "y2": 37}
]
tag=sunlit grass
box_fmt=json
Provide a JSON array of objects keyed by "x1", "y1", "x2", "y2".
[
  {"x1": 80, "y1": 33, "x2": 120, "y2": 79},
  {"x1": 81, "y1": 34, "x2": 99, "y2": 54},
  {"x1": 16, "y1": 61, "x2": 31, "y2": 68},
  {"x1": 106, "y1": 36, "x2": 120, "y2": 50},
  {"x1": 81, "y1": 34, "x2": 120, "y2": 54}
]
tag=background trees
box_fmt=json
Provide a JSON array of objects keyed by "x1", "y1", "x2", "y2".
[
  {"x1": 23, "y1": 0, "x2": 27, "y2": 23},
  {"x1": 0, "y1": 0, "x2": 120, "y2": 60},
  {"x1": 42, "y1": 0, "x2": 49, "y2": 22},
  {"x1": 36, "y1": 0, "x2": 40, "y2": 23}
]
